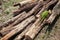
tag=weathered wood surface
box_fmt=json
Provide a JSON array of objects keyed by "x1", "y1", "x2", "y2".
[
  {"x1": 36, "y1": 0, "x2": 58, "y2": 17},
  {"x1": 0, "y1": 12, "x2": 26, "y2": 28},
  {"x1": 0, "y1": 15, "x2": 35, "y2": 40},
  {"x1": 24, "y1": 18, "x2": 47, "y2": 40},
  {"x1": 14, "y1": 23, "x2": 33, "y2": 40},
  {"x1": 0, "y1": 0, "x2": 59, "y2": 40},
  {"x1": 0, "y1": 0, "x2": 44, "y2": 35},
  {"x1": 24, "y1": 10, "x2": 51, "y2": 40},
  {"x1": 13, "y1": 0, "x2": 38, "y2": 7},
  {"x1": 0, "y1": 12, "x2": 27, "y2": 36},
  {"x1": 47, "y1": 1, "x2": 60, "y2": 24},
  {"x1": 13, "y1": 0, "x2": 51, "y2": 16},
  {"x1": 13, "y1": 2, "x2": 38, "y2": 16}
]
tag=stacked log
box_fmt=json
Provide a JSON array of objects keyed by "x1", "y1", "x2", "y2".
[{"x1": 0, "y1": 0, "x2": 59, "y2": 40}]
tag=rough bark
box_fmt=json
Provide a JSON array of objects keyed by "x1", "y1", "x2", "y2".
[
  {"x1": 0, "y1": 12, "x2": 27, "y2": 36},
  {"x1": 0, "y1": 1, "x2": 44, "y2": 35},
  {"x1": 36, "y1": 0, "x2": 58, "y2": 17},
  {"x1": 24, "y1": 9, "x2": 51, "y2": 40},
  {"x1": 0, "y1": 12, "x2": 26, "y2": 28},
  {"x1": 13, "y1": 0, "x2": 51, "y2": 16},
  {"x1": 14, "y1": 23, "x2": 33, "y2": 40},
  {"x1": 47, "y1": 1, "x2": 60, "y2": 24},
  {"x1": 0, "y1": 15, "x2": 35, "y2": 40},
  {"x1": 24, "y1": 18, "x2": 47, "y2": 40},
  {"x1": 13, "y1": 2, "x2": 38, "y2": 16},
  {"x1": 13, "y1": 0, "x2": 37, "y2": 7}
]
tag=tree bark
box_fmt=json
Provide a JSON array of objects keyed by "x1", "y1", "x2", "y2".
[
  {"x1": 14, "y1": 23, "x2": 33, "y2": 40},
  {"x1": 13, "y1": 0, "x2": 37, "y2": 7},
  {"x1": 13, "y1": 0, "x2": 51, "y2": 16},
  {"x1": 24, "y1": 18, "x2": 47, "y2": 40},
  {"x1": 46, "y1": 1, "x2": 60, "y2": 24},
  {"x1": 0, "y1": 11, "x2": 26, "y2": 28},
  {"x1": 0, "y1": 1, "x2": 44, "y2": 35},
  {"x1": 24, "y1": 9, "x2": 51, "y2": 40},
  {"x1": 13, "y1": 2, "x2": 38, "y2": 16},
  {"x1": 36, "y1": 0, "x2": 58, "y2": 17},
  {"x1": 0, "y1": 15, "x2": 35, "y2": 40},
  {"x1": 0, "y1": 12, "x2": 27, "y2": 36}
]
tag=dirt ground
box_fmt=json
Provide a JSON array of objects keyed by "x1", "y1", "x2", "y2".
[{"x1": 0, "y1": 0, "x2": 60, "y2": 40}]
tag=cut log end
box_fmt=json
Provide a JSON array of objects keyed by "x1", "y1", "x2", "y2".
[{"x1": 24, "y1": 35, "x2": 33, "y2": 40}]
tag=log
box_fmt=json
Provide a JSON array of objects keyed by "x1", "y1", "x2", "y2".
[
  {"x1": 14, "y1": 23, "x2": 33, "y2": 40},
  {"x1": 36, "y1": 0, "x2": 58, "y2": 17},
  {"x1": 24, "y1": 18, "x2": 47, "y2": 40},
  {"x1": 1, "y1": 0, "x2": 51, "y2": 37},
  {"x1": 24, "y1": 10, "x2": 51, "y2": 40},
  {"x1": 13, "y1": 2, "x2": 38, "y2": 16},
  {"x1": 0, "y1": 12, "x2": 27, "y2": 36},
  {"x1": 0, "y1": 11, "x2": 26, "y2": 28},
  {"x1": 0, "y1": 14, "x2": 26, "y2": 36},
  {"x1": 0, "y1": 0, "x2": 44, "y2": 35},
  {"x1": 14, "y1": 0, "x2": 37, "y2": 7},
  {"x1": 46, "y1": 1, "x2": 60, "y2": 24},
  {"x1": 0, "y1": 15, "x2": 35, "y2": 40},
  {"x1": 13, "y1": 0, "x2": 51, "y2": 16}
]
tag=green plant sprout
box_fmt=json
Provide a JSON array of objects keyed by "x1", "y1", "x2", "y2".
[{"x1": 41, "y1": 10, "x2": 49, "y2": 19}]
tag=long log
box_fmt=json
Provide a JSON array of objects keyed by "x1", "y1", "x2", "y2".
[
  {"x1": 24, "y1": 10, "x2": 51, "y2": 40},
  {"x1": 0, "y1": 0, "x2": 51, "y2": 37},
  {"x1": 36, "y1": 0, "x2": 58, "y2": 17},
  {"x1": 24, "y1": 18, "x2": 47, "y2": 40},
  {"x1": 0, "y1": 11, "x2": 26, "y2": 28},
  {"x1": 0, "y1": 0, "x2": 45, "y2": 35},
  {"x1": 0, "y1": 15, "x2": 35, "y2": 40},
  {"x1": 0, "y1": 12, "x2": 29, "y2": 35},
  {"x1": 13, "y1": 0, "x2": 37, "y2": 7},
  {"x1": 0, "y1": 0, "x2": 44, "y2": 35},
  {"x1": 13, "y1": 0, "x2": 50, "y2": 16},
  {"x1": 14, "y1": 23, "x2": 33, "y2": 40},
  {"x1": 13, "y1": 2, "x2": 38, "y2": 16},
  {"x1": 0, "y1": 12, "x2": 27, "y2": 36},
  {"x1": 46, "y1": 1, "x2": 60, "y2": 24}
]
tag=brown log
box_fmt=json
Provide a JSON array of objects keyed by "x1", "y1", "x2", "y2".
[
  {"x1": 24, "y1": 18, "x2": 47, "y2": 40},
  {"x1": 13, "y1": 0, "x2": 51, "y2": 16},
  {"x1": 24, "y1": 9, "x2": 51, "y2": 40},
  {"x1": 13, "y1": 2, "x2": 38, "y2": 16},
  {"x1": 0, "y1": 12, "x2": 27, "y2": 36},
  {"x1": 46, "y1": 1, "x2": 60, "y2": 24},
  {"x1": 13, "y1": 0, "x2": 37, "y2": 7},
  {"x1": 0, "y1": 1, "x2": 44, "y2": 35},
  {"x1": 0, "y1": 15, "x2": 35, "y2": 40},
  {"x1": 36, "y1": 0, "x2": 58, "y2": 17},
  {"x1": 14, "y1": 23, "x2": 33, "y2": 40},
  {"x1": 0, "y1": 11, "x2": 26, "y2": 28}
]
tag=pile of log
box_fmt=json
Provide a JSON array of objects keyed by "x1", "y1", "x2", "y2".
[{"x1": 0, "y1": 0, "x2": 60, "y2": 40}]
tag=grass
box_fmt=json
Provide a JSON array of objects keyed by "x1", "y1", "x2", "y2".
[{"x1": 0, "y1": 0, "x2": 23, "y2": 23}]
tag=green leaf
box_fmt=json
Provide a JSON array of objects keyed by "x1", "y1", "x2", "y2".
[{"x1": 41, "y1": 10, "x2": 49, "y2": 19}]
